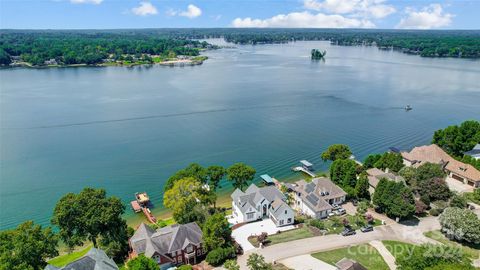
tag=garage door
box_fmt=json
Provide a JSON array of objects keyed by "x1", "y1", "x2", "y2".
[{"x1": 451, "y1": 174, "x2": 464, "y2": 182}]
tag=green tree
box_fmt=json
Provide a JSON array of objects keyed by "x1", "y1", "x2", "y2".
[
  {"x1": 51, "y1": 188, "x2": 128, "y2": 257},
  {"x1": 164, "y1": 163, "x2": 208, "y2": 191},
  {"x1": 227, "y1": 163, "x2": 256, "y2": 191},
  {"x1": 126, "y1": 255, "x2": 159, "y2": 270},
  {"x1": 206, "y1": 165, "x2": 226, "y2": 191},
  {"x1": 321, "y1": 144, "x2": 352, "y2": 161},
  {"x1": 0, "y1": 221, "x2": 58, "y2": 270},
  {"x1": 432, "y1": 120, "x2": 480, "y2": 157},
  {"x1": 202, "y1": 213, "x2": 232, "y2": 251},
  {"x1": 246, "y1": 253, "x2": 272, "y2": 270},
  {"x1": 449, "y1": 193, "x2": 467, "y2": 208},
  {"x1": 363, "y1": 154, "x2": 382, "y2": 169},
  {"x1": 355, "y1": 173, "x2": 370, "y2": 200},
  {"x1": 374, "y1": 152, "x2": 404, "y2": 172},
  {"x1": 415, "y1": 163, "x2": 445, "y2": 183},
  {"x1": 224, "y1": 259, "x2": 240, "y2": 270},
  {"x1": 373, "y1": 179, "x2": 415, "y2": 220},
  {"x1": 163, "y1": 177, "x2": 205, "y2": 224},
  {"x1": 399, "y1": 166, "x2": 417, "y2": 186},
  {"x1": 439, "y1": 207, "x2": 480, "y2": 244},
  {"x1": 419, "y1": 177, "x2": 451, "y2": 202},
  {"x1": 330, "y1": 159, "x2": 357, "y2": 196}
]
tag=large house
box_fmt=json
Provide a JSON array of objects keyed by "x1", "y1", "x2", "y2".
[
  {"x1": 293, "y1": 177, "x2": 347, "y2": 219},
  {"x1": 45, "y1": 248, "x2": 118, "y2": 270},
  {"x1": 401, "y1": 144, "x2": 480, "y2": 188},
  {"x1": 366, "y1": 168, "x2": 404, "y2": 193},
  {"x1": 231, "y1": 183, "x2": 294, "y2": 227},
  {"x1": 465, "y1": 144, "x2": 480, "y2": 160},
  {"x1": 129, "y1": 222, "x2": 205, "y2": 269}
]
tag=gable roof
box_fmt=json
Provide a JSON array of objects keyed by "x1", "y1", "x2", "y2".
[
  {"x1": 269, "y1": 198, "x2": 292, "y2": 220},
  {"x1": 336, "y1": 258, "x2": 368, "y2": 270},
  {"x1": 130, "y1": 222, "x2": 202, "y2": 259},
  {"x1": 402, "y1": 144, "x2": 480, "y2": 181},
  {"x1": 464, "y1": 144, "x2": 480, "y2": 157},
  {"x1": 294, "y1": 177, "x2": 346, "y2": 212},
  {"x1": 231, "y1": 184, "x2": 285, "y2": 215},
  {"x1": 45, "y1": 248, "x2": 118, "y2": 270},
  {"x1": 366, "y1": 168, "x2": 404, "y2": 188}
]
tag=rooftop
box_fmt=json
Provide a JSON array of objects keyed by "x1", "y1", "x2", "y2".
[{"x1": 294, "y1": 177, "x2": 347, "y2": 212}]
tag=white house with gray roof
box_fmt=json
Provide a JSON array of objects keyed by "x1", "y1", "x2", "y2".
[
  {"x1": 293, "y1": 177, "x2": 347, "y2": 219},
  {"x1": 231, "y1": 183, "x2": 294, "y2": 227},
  {"x1": 129, "y1": 222, "x2": 204, "y2": 269},
  {"x1": 44, "y1": 248, "x2": 118, "y2": 270}
]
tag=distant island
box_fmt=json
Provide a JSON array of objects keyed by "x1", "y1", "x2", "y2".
[{"x1": 311, "y1": 49, "x2": 326, "y2": 60}]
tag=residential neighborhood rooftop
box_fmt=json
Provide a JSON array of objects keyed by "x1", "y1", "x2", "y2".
[
  {"x1": 44, "y1": 248, "x2": 118, "y2": 270},
  {"x1": 294, "y1": 177, "x2": 347, "y2": 212}
]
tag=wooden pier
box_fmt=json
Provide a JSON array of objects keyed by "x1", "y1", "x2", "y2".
[{"x1": 131, "y1": 192, "x2": 157, "y2": 224}]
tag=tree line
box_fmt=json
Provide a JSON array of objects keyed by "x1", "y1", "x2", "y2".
[{"x1": 0, "y1": 31, "x2": 212, "y2": 66}]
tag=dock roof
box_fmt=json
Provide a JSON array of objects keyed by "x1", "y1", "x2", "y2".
[
  {"x1": 260, "y1": 174, "x2": 274, "y2": 184},
  {"x1": 300, "y1": 160, "x2": 313, "y2": 167}
]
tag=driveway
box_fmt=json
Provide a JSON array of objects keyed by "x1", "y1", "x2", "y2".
[
  {"x1": 231, "y1": 219, "x2": 296, "y2": 252},
  {"x1": 279, "y1": 254, "x2": 336, "y2": 270},
  {"x1": 446, "y1": 177, "x2": 474, "y2": 193},
  {"x1": 237, "y1": 216, "x2": 441, "y2": 270}
]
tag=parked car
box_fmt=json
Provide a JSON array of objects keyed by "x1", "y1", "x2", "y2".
[
  {"x1": 360, "y1": 225, "x2": 373, "y2": 233},
  {"x1": 336, "y1": 208, "x2": 346, "y2": 215},
  {"x1": 332, "y1": 203, "x2": 340, "y2": 210},
  {"x1": 328, "y1": 212, "x2": 336, "y2": 217},
  {"x1": 341, "y1": 228, "x2": 356, "y2": 236}
]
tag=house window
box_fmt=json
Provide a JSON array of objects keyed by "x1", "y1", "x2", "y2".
[
  {"x1": 178, "y1": 256, "x2": 183, "y2": 263},
  {"x1": 285, "y1": 210, "x2": 287, "y2": 214},
  {"x1": 247, "y1": 213, "x2": 254, "y2": 219},
  {"x1": 186, "y1": 245, "x2": 193, "y2": 253},
  {"x1": 153, "y1": 255, "x2": 161, "y2": 264},
  {"x1": 280, "y1": 220, "x2": 284, "y2": 225},
  {"x1": 287, "y1": 218, "x2": 292, "y2": 223}
]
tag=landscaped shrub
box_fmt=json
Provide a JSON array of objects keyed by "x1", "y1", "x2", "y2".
[
  {"x1": 205, "y1": 246, "x2": 236, "y2": 266},
  {"x1": 309, "y1": 219, "x2": 325, "y2": 230},
  {"x1": 429, "y1": 208, "x2": 442, "y2": 216}
]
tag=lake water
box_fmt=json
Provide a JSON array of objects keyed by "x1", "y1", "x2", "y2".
[{"x1": 1, "y1": 40, "x2": 479, "y2": 230}]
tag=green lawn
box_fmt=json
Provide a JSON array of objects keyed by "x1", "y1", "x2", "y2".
[
  {"x1": 48, "y1": 245, "x2": 93, "y2": 267},
  {"x1": 249, "y1": 226, "x2": 315, "y2": 247},
  {"x1": 382, "y1": 240, "x2": 417, "y2": 261},
  {"x1": 424, "y1": 230, "x2": 480, "y2": 259},
  {"x1": 312, "y1": 244, "x2": 389, "y2": 270}
]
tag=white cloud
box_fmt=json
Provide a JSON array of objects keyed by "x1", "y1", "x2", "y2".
[
  {"x1": 70, "y1": 0, "x2": 102, "y2": 4},
  {"x1": 232, "y1": 11, "x2": 375, "y2": 28},
  {"x1": 131, "y1": 2, "x2": 158, "y2": 16},
  {"x1": 179, "y1": 4, "x2": 202, "y2": 19},
  {"x1": 397, "y1": 4, "x2": 453, "y2": 29},
  {"x1": 303, "y1": 0, "x2": 395, "y2": 19}
]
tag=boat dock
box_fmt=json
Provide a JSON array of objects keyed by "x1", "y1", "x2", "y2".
[
  {"x1": 131, "y1": 192, "x2": 157, "y2": 224},
  {"x1": 292, "y1": 166, "x2": 316, "y2": 177}
]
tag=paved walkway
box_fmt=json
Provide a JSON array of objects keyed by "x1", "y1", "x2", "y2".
[
  {"x1": 278, "y1": 254, "x2": 336, "y2": 270},
  {"x1": 370, "y1": 240, "x2": 397, "y2": 270},
  {"x1": 237, "y1": 216, "x2": 441, "y2": 270}
]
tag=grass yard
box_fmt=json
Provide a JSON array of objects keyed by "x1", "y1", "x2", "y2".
[
  {"x1": 424, "y1": 230, "x2": 480, "y2": 259},
  {"x1": 312, "y1": 244, "x2": 389, "y2": 270},
  {"x1": 382, "y1": 240, "x2": 417, "y2": 261},
  {"x1": 249, "y1": 226, "x2": 315, "y2": 247},
  {"x1": 48, "y1": 244, "x2": 93, "y2": 267}
]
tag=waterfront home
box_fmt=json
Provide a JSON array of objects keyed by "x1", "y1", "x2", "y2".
[
  {"x1": 293, "y1": 177, "x2": 347, "y2": 219},
  {"x1": 231, "y1": 183, "x2": 294, "y2": 226},
  {"x1": 366, "y1": 168, "x2": 405, "y2": 193},
  {"x1": 129, "y1": 222, "x2": 205, "y2": 269},
  {"x1": 401, "y1": 144, "x2": 480, "y2": 188},
  {"x1": 465, "y1": 144, "x2": 480, "y2": 160},
  {"x1": 44, "y1": 248, "x2": 118, "y2": 270}
]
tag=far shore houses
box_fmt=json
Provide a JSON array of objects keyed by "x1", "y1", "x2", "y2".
[
  {"x1": 401, "y1": 144, "x2": 480, "y2": 188},
  {"x1": 293, "y1": 177, "x2": 347, "y2": 219},
  {"x1": 129, "y1": 222, "x2": 205, "y2": 269},
  {"x1": 231, "y1": 183, "x2": 294, "y2": 227}
]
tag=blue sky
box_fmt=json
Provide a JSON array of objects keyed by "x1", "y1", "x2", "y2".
[{"x1": 1, "y1": 0, "x2": 479, "y2": 29}]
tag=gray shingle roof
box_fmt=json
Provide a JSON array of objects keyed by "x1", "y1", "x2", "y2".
[
  {"x1": 294, "y1": 177, "x2": 346, "y2": 212},
  {"x1": 44, "y1": 248, "x2": 118, "y2": 270},
  {"x1": 231, "y1": 184, "x2": 285, "y2": 215},
  {"x1": 130, "y1": 222, "x2": 202, "y2": 258},
  {"x1": 269, "y1": 198, "x2": 291, "y2": 220}
]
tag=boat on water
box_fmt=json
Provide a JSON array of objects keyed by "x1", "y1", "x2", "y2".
[{"x1": 405, "y1": 105, "x2": 412, "y2": 111}]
